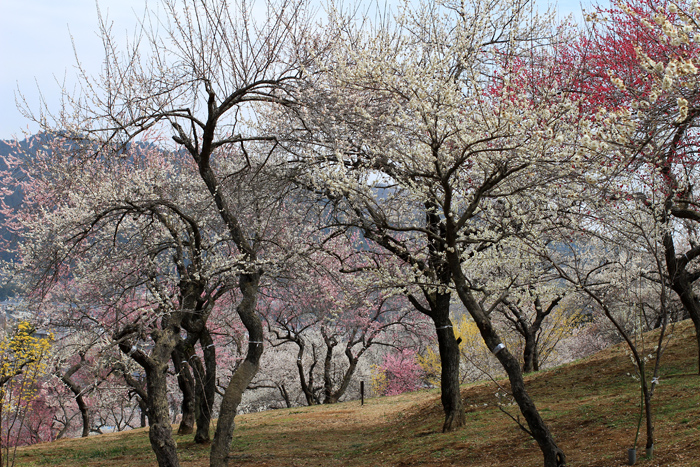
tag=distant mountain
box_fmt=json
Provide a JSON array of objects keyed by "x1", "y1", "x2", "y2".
[
  {"x1": 0, "y1": 137, "x2": 33, "y2": 260},
  {"x1": 0, "y1": 135, "x2": 40, "y2": 299}
]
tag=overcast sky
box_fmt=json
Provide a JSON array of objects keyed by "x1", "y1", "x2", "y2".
[{"x1": 0, "y1": 0, "x2": 591, "y2": 140}]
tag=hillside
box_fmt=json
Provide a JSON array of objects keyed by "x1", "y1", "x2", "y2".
[{"x1": 17, "y1": 320, "x2": 700, "y2": 467}]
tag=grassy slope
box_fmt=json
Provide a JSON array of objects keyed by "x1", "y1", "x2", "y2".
[{"x1": 18, "y1": 320, "x2": 700, "y2": 467}]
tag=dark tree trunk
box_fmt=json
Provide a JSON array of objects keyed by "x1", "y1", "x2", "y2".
[
  {"x1": 191, "y1": 127, "x2": 269, "y2": 466},
  {"x1": 408, "y1": 290, "x2": 466, "y2": 432},
  {"x1": 502, "y1": 296, "x2": 561, "y2": 374},
  {"x1": 643, "y1": 382, "x2": 654, "y2": 451},
  {"x1": 522, "y1": 332, "x2": 537, "y2": 374},
  {"x1": 76, "y1": 390, "x2": 91, "y2": 438},
  {"x1": 533, "y1": 345, "x2": 540, "y2": 372},
  {"x1": 179, "y1": 304, "x2": 217, "y2": 444},
  {"x1": 278, "y1": 383, "x2": 292, "y2": 408},
  {"x1": 425, "y1": 206, "x2": 465, "y2": 432},
  {"x1": 664, "y1": 232, "x2": 700, "y2": 374},
  {"x1": 116, "y1": 321, "x2": 183, "y2": 467},
  {"x1": 173, "y1": 349, "x2": 196, "y2": 435},
  {"x1": 323, "y1": 354, "x2": 358, "y2": 404},
  {"x1": 191, "y1": 329, "x2": 217, "y2": 443},
  {"x1": 210, "y1": 272, "x2": 263, "y2": 467},
  {"x1": 360, "y1": 201, "x2": 466, "y2": 431},
  {"x1": 139, "y1": 398, "x2": 148, "y2": 428},
  {"x1": 496, "y1": 342, "x2": 564, "y2": 467},
  {"x1": 671, "y1": 283, "x2": 700, "y2": 374},
  {"x1": 435, "y1": 314, "x2": 465, "y2": 432},
  {"x1": 426, "y1": 289, "x2": 466, "y2": 432},
  {"x1": 295, "y1": 339, "x2": 319, "y2": 405},
  {"x1": 58, "y1": 369, "x2": 91, "y2": 437},
  {"x1": 449, "y1": 266, "x2": 565, "y2": 467},
  {"x1": 321, "y1": 331, "x2": 339, "y2": 404}
]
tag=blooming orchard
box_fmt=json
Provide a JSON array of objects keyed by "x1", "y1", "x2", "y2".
[{"x1": 4, "y1": 0, "x2": 700, "y2": 467}]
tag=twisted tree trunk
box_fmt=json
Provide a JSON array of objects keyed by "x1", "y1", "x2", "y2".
[
  {"x1": 173, "y1": 349, "x2": 196, "y2": 435},
  {"x1": 210, "y1": 273, "x2": 263, "y2": 467}
]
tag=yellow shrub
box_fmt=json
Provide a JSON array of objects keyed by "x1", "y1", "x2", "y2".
[
  {"x1": 370, "y1": 364, "x2": 389, "y2": 396},
  {"x1": 0, "y1": 321, "x2": 53, "y2": 410},
  {"x1": 418, "y1": 309, "x2": 579, "y2": 384}
]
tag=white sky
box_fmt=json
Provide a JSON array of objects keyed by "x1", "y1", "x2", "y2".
[{"x1": 0, "y1": 0, "x2": 591, "y2": 140}]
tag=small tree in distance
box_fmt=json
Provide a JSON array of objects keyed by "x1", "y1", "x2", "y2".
[
  {"x1": 261, "y1": 235, "x2": 426, "y2": 405},
  {"x1": 372, "y1": 349, "x2": 423, "y2": 397},
  {"x1": 0, "y1": 321, "x2": 52, "y2": 467}
]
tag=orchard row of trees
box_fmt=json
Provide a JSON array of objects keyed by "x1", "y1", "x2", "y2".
[{"x1": 2, "y1": 0, "x2": 700, "y2": 466}]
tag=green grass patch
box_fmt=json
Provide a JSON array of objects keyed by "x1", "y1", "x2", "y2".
[{"x1": 14, "y1": 319, "x2": 700, "y2": 467}]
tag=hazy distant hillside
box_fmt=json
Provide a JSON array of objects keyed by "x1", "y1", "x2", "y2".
[
  {"x1": 0, "y1": 137, "x2": 32, "y2": 253},
  {"x1": 0, "y1": 136, "x2": 35, "y2": 299}
]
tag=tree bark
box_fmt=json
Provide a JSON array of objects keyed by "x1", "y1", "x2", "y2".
[
  {"x1": 116, "y1": 322, "x2": 182, "y2": 467},
  {"x1": 643, "y1": 382, "x2": 654, "y2": 451},
  {"x1": 523, "y1": 332, "x2": 537, "y2": 374},
  {"x1": 322, "y1": 331, "x2": 337, "y2": 403},
  {"x1": 278, "y1": 383, "x2": 292, "y2": 408},
  {"x1": 210, "y1": 272, "x2": 263, "y2": 467},
  {"x1": 448, "y1": 266, "x2": 565, "y2": 466},
  {"x1": 332, "y1": 347, "x2": 360, "y2": 404},
  {"x1": 502, "y1": 296, "x2": 561, "y2": 374},
  {"x1": 179, "y1": 305, "x2": 217, "y2": 443},
  {"x1": 669, "y1": 281, "x2": 700, "y2": 374},
  {"x1": 663, "y1": 232, "x2": 700, "y2": 374},
  {"x1": 139, "y1": 398, "x2": 148, "y2": 428},
  {"x1": 173, "y1": 350, "x2": 196, "y2": 435},
  {"x1": 321, "y1": 329, "x2": 363, "y2": 404},
  {"x1": 72, "y1": 383, "x2": 91, "y2": 438},
  {"x1": 408, "y1": 290, "x2": 466, "y2": 432},
  {"x1": 435, "y1": 314, "x2": 465, "y2": 432},
  {"x1": 57, "y1": 366, "x2": 91, "y2": 438},
  {"x1": 324, "y1": 356, "x2": 358, "y2": 404},
  {"x1": 146, "y1": 364, "x2": 181, "y2": 467},
  {"x1": 295, "y1": 340, "x2": 319, "y2": 405},
  {"x1": 190, "y1": 329, "x2": 217, "y2": 443}
]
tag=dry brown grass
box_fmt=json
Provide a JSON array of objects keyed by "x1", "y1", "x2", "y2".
[{"x1": 16, "y1": 319, "x2": 700, "y2": 467}]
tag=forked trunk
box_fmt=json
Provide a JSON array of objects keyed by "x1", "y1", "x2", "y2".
[
  {"x1": 323, "y1": 357, "x2": 358, "y2": 404},
  {"x1": 116, "y1": 323, "x2": 182, "y2": 467},
  {"x1": 295, "y1": 341, "x2": 318, "y2": 405}
]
